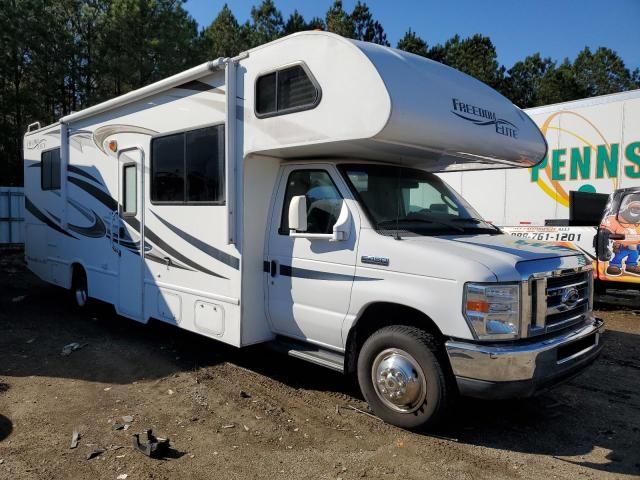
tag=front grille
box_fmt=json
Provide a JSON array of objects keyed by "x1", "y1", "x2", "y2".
[{"x1": 529, "y1": 270, "x2": 592, "y2": 336}]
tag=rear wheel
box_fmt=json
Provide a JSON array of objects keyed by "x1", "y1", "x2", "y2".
[
  {"x1": 357, "y1": 325, "x2": 450, "y2": 430},
  {"x1": 71, "y1": 267, "x2": 89, "y2": 309}
]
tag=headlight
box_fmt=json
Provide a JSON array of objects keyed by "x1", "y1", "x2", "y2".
[{"x1": 463, "y1": 283, "x2": 520, "y2": 340}]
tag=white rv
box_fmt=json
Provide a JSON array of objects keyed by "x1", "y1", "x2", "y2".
[{"x1": 23, "y1": 32, "x2": 603, "y2": 429}]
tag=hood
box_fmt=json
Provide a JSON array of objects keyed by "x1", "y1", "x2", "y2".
[{"x1": 400, "y1": 233, "x2": 587, "y2": 282}]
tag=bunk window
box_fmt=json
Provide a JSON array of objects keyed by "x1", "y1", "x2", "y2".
[
  {"x1": 255, "y1": 64, "x2": 321, "y2": 117},
  {"x1": 41, "y1": 148, "x2": 61, "y2": 191},
  {"x1": 150, "y1": 124, "x2": 225, "y2": 204}
]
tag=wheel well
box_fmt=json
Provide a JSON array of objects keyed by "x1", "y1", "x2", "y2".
[
  {"x1": 70, "y1": 263, "x2": 86, "y2": 289},
  {"x1": 344, "y1": 302, "x2": 445, "y2": 377}
]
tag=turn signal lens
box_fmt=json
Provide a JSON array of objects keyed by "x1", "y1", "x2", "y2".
[{"x1": 466, "y1": 300, "x2": 489, "y2": 313}]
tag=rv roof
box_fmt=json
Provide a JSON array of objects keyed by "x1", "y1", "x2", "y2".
[{"x1": 25, "y1": 31, "x2": 547, "y2": 172}]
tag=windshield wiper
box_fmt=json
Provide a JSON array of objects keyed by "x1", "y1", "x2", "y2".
[
  {"x1": 378, "y1": 218, "x2": 465, "y2": 233},
  {"x1": 452, "y1": 217, "x2": 502, "y2": 232}
]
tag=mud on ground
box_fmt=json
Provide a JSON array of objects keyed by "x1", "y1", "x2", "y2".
[{"x1": 0, "y1": 250, "x2": 639, "y2": 479}]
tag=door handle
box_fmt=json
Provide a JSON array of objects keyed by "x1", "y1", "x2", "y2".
[{"x1": 270, "y1": 260, "x2": 278, "y2": 277}]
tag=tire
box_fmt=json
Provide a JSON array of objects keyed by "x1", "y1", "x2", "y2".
[
  {"x1": 71, "y1": 267, "x2": 89, "y2": 309},
  {"x1": 357, "y1": 325, "x2": 450, "y2": 430}
]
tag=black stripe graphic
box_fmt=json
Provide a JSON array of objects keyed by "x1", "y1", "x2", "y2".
[
  {"x1": 145, "y1": 252, "x2": 193, "y2": 271},
  {"x1": 25, "y1": 197, "x2": 77, "y2": 239},
  {"x1": 68, "y1": 165, "x2": 104, "y2": 186},
  {"x1": 123, "y1": 215, "x2": 140, "y2": 233},
  {"x1": 279, "y1": 264, "x2": 380, "y2": 282},
  {"x1": 143, "y1": 226, "x2": 228, "y2": 279},
  {"x1": 151, "y1": 211, "x2": 240, "y2": 270},
  {"x1": 68, "y1": 176, "x2": 117, "y2": 210}
]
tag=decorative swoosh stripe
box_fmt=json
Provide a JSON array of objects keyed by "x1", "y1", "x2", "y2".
[
  {"x1": 25, "y1": 197, "x2": 77, "y2": 239},
  {"x1": 92, "y1": 124, "x2": 158, "y2": 154},
  {"x1": 143, "y1": 226, "x2": 228, "y2": 279},
  {"x1": 144, "y1": 252, "x2": 193, "y2": 271},
  {"x1": 46, "y1": 175, "x2": 226, "y2": 279},
  {"x1": 68, "y1": 165, "x2": 104, "y2": 186},
  {"x1": 151, "y1": 211, "x2": 240, "y2": 270},
  {"x1": 451, "y1": 111, "x2": 518, "y2": 129},
  {"x1": 68, "y1": 176, "x2": 117, "y2": 210}
]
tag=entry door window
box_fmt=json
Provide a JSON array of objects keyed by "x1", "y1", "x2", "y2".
[
  {"x1": 279, "y1": 170, "x2": 343, "y2": 235},
  {"x1": 122, "y1": 164, "x2": 137, "y2": 216}
]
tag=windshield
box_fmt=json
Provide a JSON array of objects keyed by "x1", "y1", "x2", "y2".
[{"x1": 341, "y1": 164, "x2": 500, "y2": 236}]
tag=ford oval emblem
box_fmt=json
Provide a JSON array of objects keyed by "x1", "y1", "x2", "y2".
[{"x1": 561, "y1": 287, "x2": 580, "y2": 308}]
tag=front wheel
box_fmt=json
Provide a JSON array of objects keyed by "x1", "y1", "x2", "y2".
[
  {"x1": 72, "y1": 267, "x2": 89, "y2": 309},
  {"x1": 357, "y1": 325, "x2": 450, "y2": 430}
]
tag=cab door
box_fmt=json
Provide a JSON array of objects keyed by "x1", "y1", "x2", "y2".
[{"x1": 265, "y1": 165, "x2": 359, "y2": 349}]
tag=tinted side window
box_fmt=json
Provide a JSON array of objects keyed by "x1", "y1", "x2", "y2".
[
  {"x1": 151, "y1": 133, "x2": 185, "y2": 202},
  {"x1": 186, "y1": 126, "x2": 224, "y2": 202},
  {"x1": 151, "y1": 125, "x2": 225, "y2": 204},
  {"x1": 256, "y1": 65, "x2": 320, "y2": 117},
  {"x1": 41, "y1": 148, "x2": 61, "y2": 190},
  {"x1": 280, "y1": 170, "x2": 343, "y2": 235},
  {"x1": 277, "y1": 66, "x2": 318, "y2": 111},
  {"x1": 256, "y1": 72, "x2": 276, "y2": 114}
]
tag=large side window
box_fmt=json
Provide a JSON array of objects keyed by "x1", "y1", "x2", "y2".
[
  {"x1": 41, "y1": 148, "x2": 61, "y2": 190},
  {"x1": 151, "y1": 125, "x2": 225, "y2": 204},
  {"x1": 279, "y1": 170, "x2": 343, "y2": 235},
  {"x1": 256, "y1": 64, "x2": 320, "y2": 118}
]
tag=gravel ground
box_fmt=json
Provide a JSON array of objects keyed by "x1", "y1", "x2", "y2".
[{"x1": 0, "y1": 250, "x2": 639, "y2": 479}]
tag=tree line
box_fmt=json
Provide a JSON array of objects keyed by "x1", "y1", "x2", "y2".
[{"x1": 2, "y1": 0, "x2": 638, "y2": 185}]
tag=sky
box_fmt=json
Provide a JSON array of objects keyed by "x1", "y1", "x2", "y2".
[{"x1": 183, "y1": 0, "x2": 640, "y2": 71}]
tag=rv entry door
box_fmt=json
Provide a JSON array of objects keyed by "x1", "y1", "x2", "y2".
[{"x1": 116, "y1": 147, "x2": 145, "y2": 320}]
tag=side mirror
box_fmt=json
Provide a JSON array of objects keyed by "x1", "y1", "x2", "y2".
[
  {"x1": 331, "y1": 201, "x2": 350, "y2": 241},
  {"x1": 288, "y1": 195, "x2": 307, "y2": 233}
]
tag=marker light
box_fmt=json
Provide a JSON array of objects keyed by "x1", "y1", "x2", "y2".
[{"x1": 108, "y1": 140, "x2": 118, "y2": 152}]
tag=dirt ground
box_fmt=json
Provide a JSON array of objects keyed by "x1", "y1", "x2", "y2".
[{"x1": 0, "y1": 250, "x2": 639, "y2": 480}]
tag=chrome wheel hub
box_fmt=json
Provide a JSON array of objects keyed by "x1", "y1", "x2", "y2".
[
  {"x1": 75, "y1": 288, "x2": 87, "y2": 307},
  {"x1": 371, "y1": 348, "x2": 426, "y2": 413}
]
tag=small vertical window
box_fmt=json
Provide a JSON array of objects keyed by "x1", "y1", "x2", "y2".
[
  {"x1": 41, "y1": 148, "x2": 61, "y2": 190},
  {"x1": 151, "y1": 124, "x2": 225, "y2": 204},
  {"x1": 255, "y1": 64, "x2": 320, "y2": 117},
  {"x1": 279, "y1": 170, "x2": 343, "y2": 235},
  {"x1": 122, "y1": 164, "x2": 137, "y2": 215}
]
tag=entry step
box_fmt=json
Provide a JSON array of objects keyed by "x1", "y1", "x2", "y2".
[{"x1": 267, "y1": 336, "x2": 345, "y2": 373}]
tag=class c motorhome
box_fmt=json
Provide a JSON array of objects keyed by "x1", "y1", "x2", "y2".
[{"x1": 23, "y1": 32, "x2": 604, "y2": 429}]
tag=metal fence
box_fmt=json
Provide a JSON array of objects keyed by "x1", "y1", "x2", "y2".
[{"x1": 0, "y1": 187, "x2": 24, "y2": 245}]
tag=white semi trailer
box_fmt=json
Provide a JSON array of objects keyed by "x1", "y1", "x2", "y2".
[
  {"x1": 23, "y1": 32, "x2": 603, "y2": 430},
  {"x1": 440, "y1": 90, "x2": 640, "y2": 288}
]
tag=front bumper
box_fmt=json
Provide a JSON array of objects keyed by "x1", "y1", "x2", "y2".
[{"x1": 445, "y1": 315, "x2": 604, "y2": 399}]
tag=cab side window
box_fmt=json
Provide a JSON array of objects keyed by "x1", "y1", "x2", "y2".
[{"x1": 280, "y1": 170, "x2": 343, "y2": 235}]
